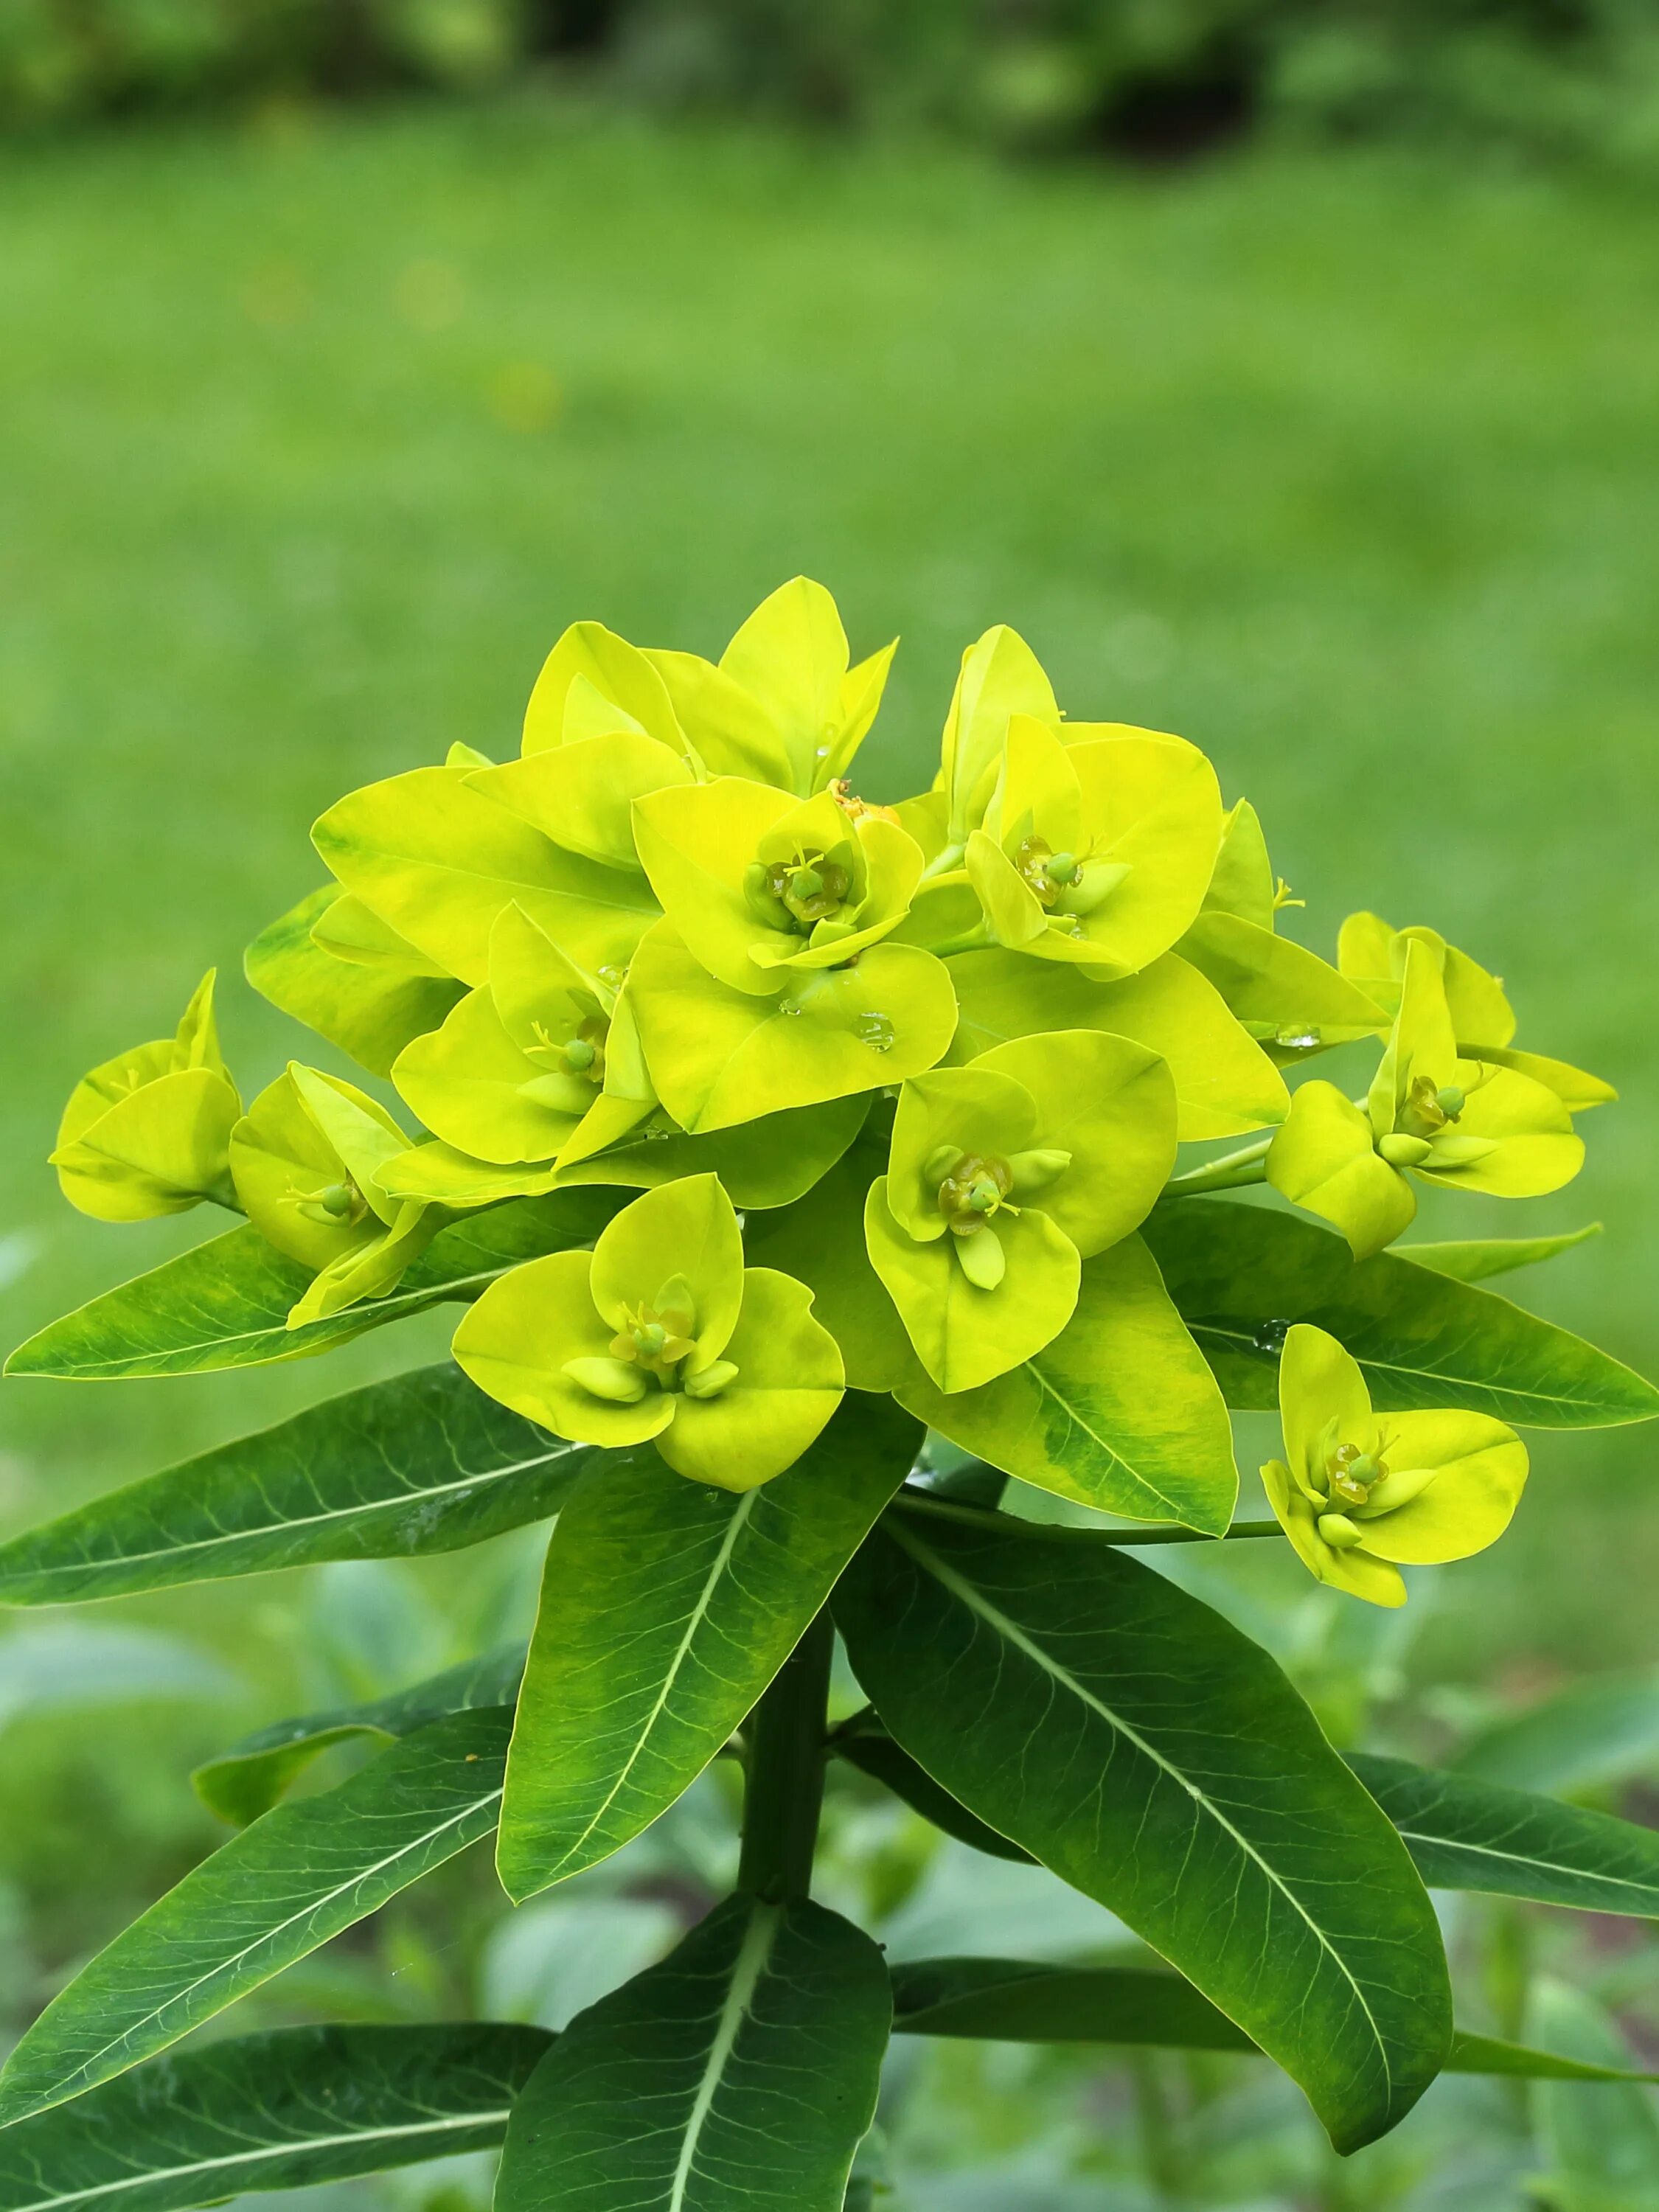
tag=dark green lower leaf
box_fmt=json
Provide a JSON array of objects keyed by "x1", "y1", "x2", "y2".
[
  {"x1": 1349, "y1": 1752, "x2": 1659, "y2": 1916},
  {"x1": 498, "y1": 1393, "x2": 922, "y2": 1901},
  {"x1": 0, "y1": 2022, "x2": 549, "y2": 2212},
  {"x1": 835, "y1": 1514, "x2": 1450, "y2": 2152},
  {"x1": 4, "y1": 1192, "x2": 620, "y2": 1381},
  {"x1": 889, "y1": 1959, "x2": 1659, "y2": 2084},
  {"x1": 495, "y1": 1895, "x2": 889, "y2": 2212},
  {"x1": 1400, "y1": 1224, "x2": 1601, "y2": 1284},
  {"x1": 0, "y1": 1708, "x2": 512, "y2": 2127},
  {"x1": 0, "y1": 1366, "x2": 602, "y2": 1605},
  {"x1": 1141, "y1": 1199, "x2": 1659, "y2": 1427},
  {"x1": 832, "y1": 1710, "x2": 1035, "y2": 1865},
  {"x1": 194, "y1": 1641, "x2": 526, "y2": 1825}
]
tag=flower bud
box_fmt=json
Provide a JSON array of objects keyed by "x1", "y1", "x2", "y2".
[
  {"x1": 955, "y1": 1224, "x2": 1006, "y2": 1290},
  {"x1": 683, "y1": 1359, "x2": 740, "y2": 1400},
  {"x1": 563, "y1": 1356, "x2": 649, "y2": 1404},
  {"x1": 1379, "y1": 1133, "x2": 1433, "y2": 1166},
  {"x1": 1008, "y1": 1147, "x2": 1072, "y2": 1195},
  {"x1": 1315, "y1": 1512, "x2": 1365, "y2": 1549}
]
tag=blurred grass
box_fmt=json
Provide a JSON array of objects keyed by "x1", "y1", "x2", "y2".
[{"x1": 2, "y1": 99, "x2": 1658, "y2": 1860}]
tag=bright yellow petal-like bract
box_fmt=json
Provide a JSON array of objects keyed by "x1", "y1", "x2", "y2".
[{"x1": 1262, "y1": 1323, "x2": 1528, "y2": 1607}]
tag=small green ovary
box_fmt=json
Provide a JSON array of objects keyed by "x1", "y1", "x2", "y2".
[
  {"x1": 745, "y1": 844, "x2": 855, "y2": 936},
  {"x1": 1013, "y1": 834, "x2": 1130, "y2": 919},
  {"x1": 291, "y1": 1178, "x2": 367, "y2": 1228}
]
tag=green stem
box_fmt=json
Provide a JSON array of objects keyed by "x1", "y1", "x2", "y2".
[
  {"x1": 893, "y1": 1489, "x2": 1283, "y2": 1546},
  {"x1": 1162, "y1": 1135, "x2": 1273, "y2": 1198},
  {"x1": 737, "y1": 1607, "x2": 835, "y2": 1904},
  {"x1": 922, "y1": 923, "x2": 994, "y2": 959}
]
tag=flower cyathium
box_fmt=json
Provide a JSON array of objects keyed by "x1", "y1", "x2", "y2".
[
  {"x1": 1261, "y1": 1323, "x2": 1528, "y2": 1607},
  {"x1": 451, "y1": 1174, "x2": 844, "y2": 1492}
]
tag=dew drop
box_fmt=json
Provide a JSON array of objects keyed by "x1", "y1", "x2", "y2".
[
  {"x1": 779, "y1": 998, "x2": 805, "y2": 1018},
  {"x1": 1251, "y1": 1318, "x2": 1291, "y2": 1358},
  {"x1": 1273, "y1": 1023, "x2": 1321, "y2": 1051},
  {"x1": 856, "y1": 1011, "x2": 895, "y2": 1053}
]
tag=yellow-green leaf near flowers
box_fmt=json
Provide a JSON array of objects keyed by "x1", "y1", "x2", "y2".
[
  {"x1": 312, "y1": 762, "x2": 658, "y2": 988},
  {"x1": 51, "y1": 973, "x2": 241, "y2": 1222},
  {"x1": 392, "y1": 904, "x2": 652, "y2": 1169},
  {"x1": 520, "y1": 619, "x2": 691, "y2": 759},
  {"x1": 947, "y1": 947, "x2": 1287, "y2": 1141},
  {"x1": 229, "y1": 1065, "x2": 435, "y2": 1328},
  {"x1": 244, "y1": 886, "x2": 465, "y2": 1079},
  {"x1": 964, "y1": 714, "x2": 1222, "y2": 976},
  {"x1": 1267, "y1": 939, "x2": 1585, "y2": 1256},
  {"x1": 451, "y1": 1176, "x2": 844, "y2": 1492},
  {"x1": 865, "y1": 1031, "x2": 1178, "y2": 1393},
  {"x1": 1261, "y1": 1322, "x2": 1528, "y2": 1607},
  {"x1": 465, "y1": 729, "x2": 694, "y2": 874},
  {"x1": 626, "y1": 922, "x2": 956, "y2": 1132},
  {"x1": 375, "y1": 1096, "x2": 869, "y2": 1213},
  {"x1": 1200, "y1": 799, "x2": 1303, "y2": 933},
  {"x1": 647, "y1": 577, "x2": 896, "y2": 796},
  {"x1": 633, "y1": 776, "x2": 924, "y2": 995},
  {"x1": 1338, "y1": 911, "x2": 1616, "y2": 1111},
  {"x1": 936, "y1": 622, "x2": 1060, "y2": 863}
]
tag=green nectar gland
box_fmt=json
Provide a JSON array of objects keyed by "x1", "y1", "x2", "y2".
[
  {"x1": 745, "y1": 846, "x2": 853, "y2": 934},
  {"x1": 293, "y1": 1178, "x2": 366, "y2": 1228}
]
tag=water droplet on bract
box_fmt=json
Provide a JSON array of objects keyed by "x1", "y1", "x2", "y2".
[
  {"x1": 643, "y1": 1121, "x2": 673, "y2": 1141},
  {"x1": 597, "y1": 964, "x2": 627, "y2": 990},
  {"x1": 1274, "y1": 1023, "x2": 1321, "y2": 1051},
  {"x1": 1251, "y1": 1318, "x2": 1291, "y2": 1358},
  {"x1": 815, "y1": 744, "x2": 832, "y2": 759},
  {"x1": 856, "y1": 1011, "x2": 895, "y2": 1053},
  {"x1": 779, "y1": 998, "x2": 804, "y2": 1018}
]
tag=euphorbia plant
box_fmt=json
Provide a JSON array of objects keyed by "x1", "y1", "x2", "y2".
[{"x1": 3, "y1": 577, "x2": 1658, "y2": 2211}]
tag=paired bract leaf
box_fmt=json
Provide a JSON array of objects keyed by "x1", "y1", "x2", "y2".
[
  {"x1": 0, "y1": 2023, "x2": 552, "y2": 2212},
  {"x1": 1141, "y1": 1199, "x2": 1659, "y2": 1427},
  {"x1": 246, "y1": 885, "x2": 465, "y2": 1078},
  {"x1": 497, "y1": 1393, "x2": 919, "y2": 1899},
  {"x1": 835, "y1": 1512, "x2": 1451, "y2": 2151},
  {"x1": 495, "y1": 1895, "x2": 890, "y2": 2212},
  {"x1": 0, "y1": 1708, "x2": 513, "y2": 2126}
]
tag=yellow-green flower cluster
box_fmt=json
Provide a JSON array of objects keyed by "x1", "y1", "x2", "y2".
[{"x1": 53, "y1": 578, "x2": 1610, "y2": 1513}]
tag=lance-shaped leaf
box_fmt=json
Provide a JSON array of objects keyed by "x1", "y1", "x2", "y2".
[
  {"x1": 888, "y1": 1960, "x2": 1659, "y2": 2085},
  {"x1": 4, "y1": 1192, "x2": 619, "y2": 1381},
  {"x1": 495, "y1": 1896, "x2": 889, "y2": 2212},
  {"x1": 894, "y1": 1236, "x2": 1238, "y2": 1534},
  {"x1": 1531, "y1": 1980, "x2": 1659, "y2": 2208},
  {"x1": 0, "y1": 2023, "x2": 551, "y2": 2212},
  {"x1": 832, "y1": 1710, "x2": 1034, "y2": 1864},
  {"x1": 498, "y1": 1393, "x2": 920, "y2": 1901},
  {"x1": 195, "y1": 1642, "x2": 526, "y2": 1825},
  {"x1": 0, "y1": 1368, "x2": 599, "y2": 1606},
  {"x1": 1141, "y1": 1198, "x2": 1659, "y2": 1428},
  {"x1": 0, "y1": 1708, "x2": 512, "y2": 2127},
  {"x1": 1349, "y1": 1752, "x2": 1659, "y2": 1916},
  {"x1": 1452, "y1": 1667, "x2": 1659, "y2": 1794},
  {"x1": 1401, "y1": 1224, "x2": 1602, "y2": 1284},
  {"x1": 835, "y1": 1514, "x2": 1451, "y2": 2152}
]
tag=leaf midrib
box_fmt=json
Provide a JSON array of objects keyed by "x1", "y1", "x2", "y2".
[
  {"x1": 1188, "y1": 1318, "x2": 1633, "y2": 1418},
  {"x1": 890, "y1": 1520, "x2": 1398, "y2": 2098},
  {"x1": 3, "y1": 1775, "x2": 504, "y2": 2120},
  {"x1": 0, "y1": 1441, "x2": 580, "y2": 1589},
  {"x1": 1393, "y1": 1822, "x2": 1659, "y2": 1907},
  {"x1": 669, "y1": 1904, "x2": 779, "y2": 2212},
  {"x1": 3, "y1": 2106, "x2": 513, "y2": 2212}
]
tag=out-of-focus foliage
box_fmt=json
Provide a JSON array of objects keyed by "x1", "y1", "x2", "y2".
[{"x1": 8, "y1": 0, "x2": 1659, "y2": 171}]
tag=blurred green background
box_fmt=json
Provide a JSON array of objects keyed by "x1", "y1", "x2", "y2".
[{"x1": 3, "y1": 36, "x2": 1659, "y2": 2211}]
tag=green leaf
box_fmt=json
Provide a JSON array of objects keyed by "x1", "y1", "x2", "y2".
[
  {"x1": 244, "y1": 883, "x2": 465, "y2": 1079},
  {"x1": 495, "y1": 1895, "x2": 889, "y2": 2212},
  {"x1": 1349, "y1": 1752, "x2": 1659, "y2": 1916},
  {"x1": 893, "y1": 1235, "x2": 1238, "y2": 1534},
  {"x1": 832, "y1": 1711, "x2": 1035, "y2": 1864},
  {"x1": 1451, "y1": 1668, "x2": 1659, "y2": 1794},
  {"x1": 0, "y1": 1366, "x2": 602, "y2": 1605},
  {"x1": 0, "y1": 1708, "x2": 512, "y2": 2126},
  {"x1": 1400, "y1": 1222, "x2": 1602, "y2": 1284},
  {"x1": 1142, "y1": 1198, "x2": 1659, "y2": 1427},
  {"x1": 0, "y1": 2022, "x2": 550, "y2": 2212},
  {"x1": 888, "y1": 1959, "x2": 1659, "y2": 2084},
  {"x1": 4, "y1": 1192, "x2": 620, "y2": 1380},
  {"x1": 498, "y1": 1393, "x2": 920, "y2": 1900},
  {"x1": 1531, "y1": 1980, "x2": 1659, "y2": 2210},
  {"x1": 194, "y1": 1641, "x2": 526, "y2": 1825},
  {"x1": 834, "y1": 1514, "x2": 1451, "y2": 2152}
]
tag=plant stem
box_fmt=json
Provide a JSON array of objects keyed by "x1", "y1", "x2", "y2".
[
  {"x1": 1161, "y1": 1135, "x2": 1273, "y2": 1197},
  {"x1": 737, "y1": 1607, "x2": 835, "y2": 1904}
]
